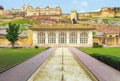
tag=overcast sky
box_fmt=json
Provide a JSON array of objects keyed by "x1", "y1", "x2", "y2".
[{"x1": 0, "y1": 0, "x2": 120, "y2": 13}]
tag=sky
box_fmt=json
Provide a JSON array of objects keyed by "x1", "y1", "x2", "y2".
[{"x1": 0, "y1": 0, "x2": 120, "y2": 13}]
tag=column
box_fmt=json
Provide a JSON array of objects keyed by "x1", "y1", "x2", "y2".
[
  {"x1": 45, "y1": 31, "x2": 48, "y2": 44},
  {"x1": 32, "y1": 31, "x2": 37, "y2": 44},
  {"x1": 88, "y1": 31, "x2": 93, "y2": 45},
  {"x1": 56, "y1": 31, "x2": 58, "y2": 44},
  {"x1": 77, "y1": 31, "x2": 80, "y2": 44},
  {"x1": 67, "y1": 31, "x2": 69, "y2": 44}
]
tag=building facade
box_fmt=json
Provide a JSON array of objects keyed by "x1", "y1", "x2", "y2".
[
  {"x1": 23, "y1": 4, "x2": 62, "y2": 17},
  {"x1": 0, "y1": 25, "x2": 120, "y2": 47},
  {"x1": 28, "y1": 24, "x2": 94, "y2": 47},
  {"x1": 93, "y1": 33, "x2": 120, "y2": 46}
]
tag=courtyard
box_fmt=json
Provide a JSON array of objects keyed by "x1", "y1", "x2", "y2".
[{"x1": 0, "y1": 47, "x2": 120, "y2": 81}]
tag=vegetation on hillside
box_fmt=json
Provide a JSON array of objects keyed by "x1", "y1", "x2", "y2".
[
  {"x1": 0, "y1": 19, "x2": 40, "y2": 26},
  {"x1": 102, "y1": 18, "x2": 120, "y2": 25},
  {"x1": 78, "y1": 17, "x2": 120, "y2": 27}
]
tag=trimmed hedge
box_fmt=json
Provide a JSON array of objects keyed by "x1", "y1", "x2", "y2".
[
  {"x1": 91, "y1": 53, "x2": 120, "y2": 71},
  {"x1": 34, "y1": 46, "x2": 39, "y2": 49},
  {"x1": 93, "y1": 43, "x2": 103, "y2": 48}
]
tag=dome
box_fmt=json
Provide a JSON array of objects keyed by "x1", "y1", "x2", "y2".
[{"x1": 0, "y1": 5, "x2": 4, "y2": 10}]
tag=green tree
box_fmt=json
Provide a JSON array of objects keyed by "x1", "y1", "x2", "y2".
[{"x1": 5, "y1": 23, "x2": 22, "y2": 48}]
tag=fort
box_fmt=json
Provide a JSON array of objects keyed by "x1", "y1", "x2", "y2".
[
  {"x1": 23, "y1": 4, "x2": 120, "y2": 19},
  {"x1": 0, "y1": 4, "x2": 120, "y2": 47},
  {"x1": 0, "y1": 4, "x2": 120, "y2": 19}
]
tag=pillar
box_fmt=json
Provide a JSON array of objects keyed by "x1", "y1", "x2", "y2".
[
  {"x1": 56, "y1": 31, "x2": 58, "y2": 44},
  {"x1": 45, "y1": 31, "x2": 48, "y2": 44},
  {"x1": 88, "y1": 31, "x2": 93, "y2": 45},
  {"x1": 32, "y1": 31, "x2": 38, "y2": 44},
  {"x1": 67, "y1": 31, "x2": 69, "y2": 44},
  {"x1": 77, "y1": 31, "x2": 80, "y2": 44}
]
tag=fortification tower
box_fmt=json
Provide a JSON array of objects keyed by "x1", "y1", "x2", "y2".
[{"x1": 71, "y1": 10, "x2": 77, "y2": 21}]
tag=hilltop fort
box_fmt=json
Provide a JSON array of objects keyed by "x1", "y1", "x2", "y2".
[{"x1": 0, "y1": 4, "x2": 120, "y2": 20}]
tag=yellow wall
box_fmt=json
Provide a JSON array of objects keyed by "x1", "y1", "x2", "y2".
[
  {"x1": 0, "y1": 38, "x2": 10, "y2": 45},
  {"x1": 93, "y1": 37, "x2": 102, "y2": 45},
  {"x1": 77, "y1": 7, "x2": 120, "y2": 19},
  {"x1": 28, "y1": 29, "x2": 33, "y2": 45},
  {"x1": 0, "y1": 35, "x2": 29, "y2": 46},
  {"x1": 17, "y1": 37, "x2": 28, "y2": 46},
  {"x1": 93, "y1": 33, "x2": 120, "y2": 46}
]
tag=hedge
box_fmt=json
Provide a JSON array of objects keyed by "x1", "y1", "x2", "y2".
[
  {"x1": 93, "y1": 43, "x2": 103, "y2": 48},
  {"x1": 91, "y1": 53, "x2": 120, "y2": 71}
]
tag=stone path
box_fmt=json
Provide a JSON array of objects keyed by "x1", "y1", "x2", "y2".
[
  {"x1": 1, "y1": 47, "x2": 119, "y2": 81},
  {"x1": 69, "y1": 47, "x2": 120, "y2": 81},
  {"x1": 28, "y1": 47, "x2": 92, "y2": 81}
]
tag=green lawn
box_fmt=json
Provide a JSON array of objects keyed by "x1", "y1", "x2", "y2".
[
  {"x1": 80, "y1": 48, "x2": 120, "y2": 57},
  {"x1": 80, "y1": 48, "x2": 120, "y2": 70},
  {"x1": 0, "y1": 48, "x2": 46, "y2": 72}
]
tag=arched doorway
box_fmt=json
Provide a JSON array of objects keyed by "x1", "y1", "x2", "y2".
[
  {"x1": 38, "y1": 32, "x2": 45, "y2": 44},
  {"x1": 69, "y1": 32, "x2": 77, "y2": 44},
  {"x1": 80, "y1": 32, "x2": 88, "y2": 44},
  {"x1": 59, "y1": 32, "x2": 67, "y2": 44},
  {"x1": 48, "y1": 32, "x2": 56, "y2": 44}
]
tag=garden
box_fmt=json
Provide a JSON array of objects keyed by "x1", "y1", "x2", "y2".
[
  {"x1": 0, "y1": 48, "x2": 46, "y2": 72},
  {"x1": 80, "y1": 48, "x2": 120, "y2": 71}
]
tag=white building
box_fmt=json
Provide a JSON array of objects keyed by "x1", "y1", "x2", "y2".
[{"x1": 28, "y1": 24, "x2": 95, "y2": 47}]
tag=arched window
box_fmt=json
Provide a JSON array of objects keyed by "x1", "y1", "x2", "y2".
[
  {"x1": 116, "y1": 35, "x2": 118, "y2": 37},
  {"x1": 69, "y1": 32, "x2": 77, "y2": 44},
  {"x1": 109, "y1": 35, "x2": 112, "y2": 37},
  {"x1": 38, "y1": 32, "x2": 45, "y2": 44},
  {"x1": 59, "y1": 32, "x2": 66, "y2": 44},
  {"x1": 48, "y1": 32, "x2": 56, "y2": 44},
  {"x1": 80, "y1": 32, "x2": 88, "y2": 44}
]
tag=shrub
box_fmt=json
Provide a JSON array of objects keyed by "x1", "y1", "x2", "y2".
[
  {"x1": 93, "y1": 43, "x2": 103, "y2": 48},
  {"x1": 91, "y1": 53, "x2": 120, "y2": 71},
  {"x1": 34, "y1": 46, "x2": 39, "y2": 49},
  {"x1": 45, "y1": 47, "x2": 50, "y2": 50}
]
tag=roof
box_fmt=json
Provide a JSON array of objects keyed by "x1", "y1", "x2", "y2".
[
  {"x1": 96, "y1": 26, "x2": 120, "y2": 34},
  {"x1": 30, "y1": 24, "x2": 95, "y2": 31},
  {"x1": 94, "y1": 30, "x2": 104, "y2": 36}
]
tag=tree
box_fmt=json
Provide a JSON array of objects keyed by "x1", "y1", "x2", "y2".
[{"x1": 5, "y1": 23, "x2": 22, "y2": 48}]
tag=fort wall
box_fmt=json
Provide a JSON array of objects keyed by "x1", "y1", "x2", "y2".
[
  {"x1": 77, "y1": 7, "x2": 120, "y2": 19},
  {"x1": 0, "y1": 4, "x2": 120, "y2": 20}
]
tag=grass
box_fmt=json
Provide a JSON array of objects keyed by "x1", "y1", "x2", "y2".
[
  {"x1": 0, "y1": 48, "x2": 46, "y2": 72},
  {"x1": 80, "y1": 48, "x2": 120, "y2": 70},
  {"x1": 80, "y1": 48, "x2": 120, "y2": 57},
  {"x1": 10, "y1": 19, "x2": 39, "y2": 25}
]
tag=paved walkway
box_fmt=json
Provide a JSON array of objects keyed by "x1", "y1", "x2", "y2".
[
  {"x1": 69, "y1": 47, "x2": 120, "y2": 81},
  {"x1": 0, "y1": 47, "x2": 120, "y2": 81},
  {"x1": 28, "y1": 47, "x2": 92, "y2": 81},
  {"x1": 0, "y1": 47, "x2": 56, "y2": 81}
]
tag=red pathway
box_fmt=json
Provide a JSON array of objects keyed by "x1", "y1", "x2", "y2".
[
  {"x1": 69, "y1": 47, "x2": 120, "y2": 81},
  {"x1": 0, "y1": 47, "x2": 56, "y2": 81}
]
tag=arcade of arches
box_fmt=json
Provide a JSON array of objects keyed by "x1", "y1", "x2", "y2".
[{"x1": 31, "y1": 30, "x2": 93, "y2": 47}]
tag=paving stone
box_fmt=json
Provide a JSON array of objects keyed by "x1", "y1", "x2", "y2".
[{"x1": 28, "y1": 47, "x2": 92, "y2": 81}]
